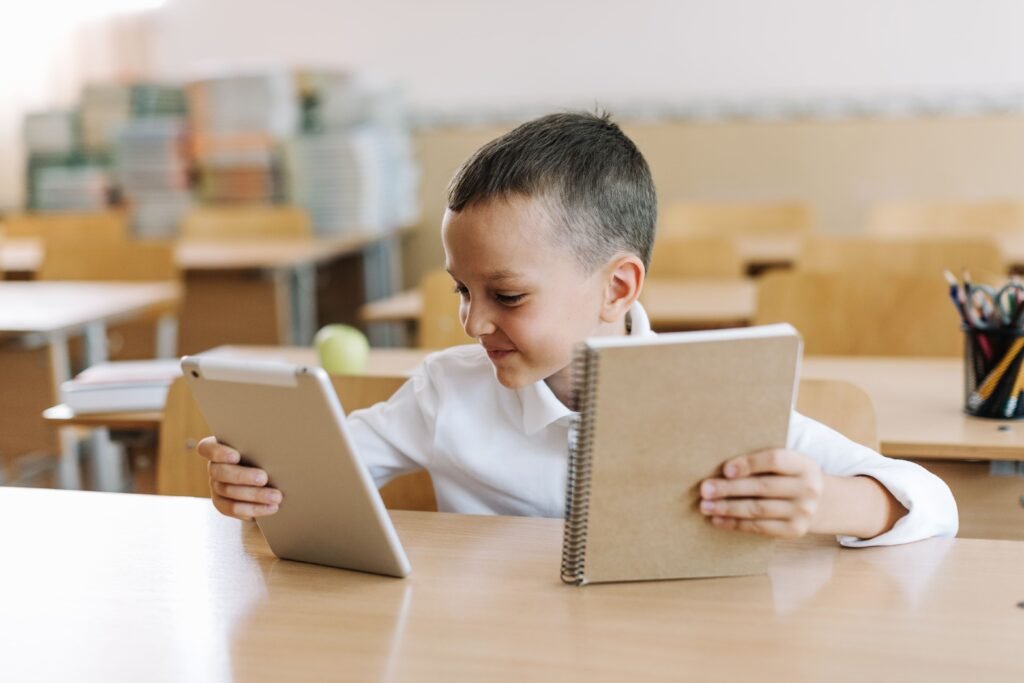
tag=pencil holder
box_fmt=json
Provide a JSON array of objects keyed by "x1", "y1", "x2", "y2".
[{"x1": 963, "y1": 326, "x2": 1024, "y2": 419}]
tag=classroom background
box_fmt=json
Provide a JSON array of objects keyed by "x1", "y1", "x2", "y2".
[{"x1": 2, "y1": 2, "x2": 1024, "y2": 680}]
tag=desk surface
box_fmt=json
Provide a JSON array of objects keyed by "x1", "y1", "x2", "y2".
[
  {"x1": 803, "y1": 356, "x2": 1023, "y2": 461},
  {"x1": 42, "y1": 346, "x2": 426, "y2": 429},
  {"x1": 41, "y1": 349, "x2": 1018, "y2": 461},
  {"x1": 361, "y1": 279, "x2": 758, "y2": 330},
  {"x1": 0, "y1": 488, "x2": 1019, "y2": 682},
  {"x1": 640, "y1": 278, "x2": 757, "y2": 328},
  {"x1": 0, "y1": 234, "x2": 385, "y2": 275},
  {"x1": 0, "y1": 281, "x2": 180, "y2": 340}
]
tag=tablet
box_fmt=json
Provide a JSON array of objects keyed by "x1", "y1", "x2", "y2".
[{"x1": 181, "y1": 356, "x2": 411, "y2": 578}]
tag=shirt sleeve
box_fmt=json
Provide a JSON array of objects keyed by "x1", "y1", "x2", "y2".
[
  {"x1": 345, "y1": 365, "x2": 438, "y2": 488},
  {"x1": 787, "y1": 411, "x2": 960, "y2": 547}
]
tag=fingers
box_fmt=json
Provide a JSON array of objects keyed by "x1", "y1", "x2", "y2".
[
  {"x1": 199, "y1": 436, "x2": 281, "y2": 521},
  {"x1": 196, "y1": 436, "x2": 241, "y2": 464},
  {"x1": 722, "y1": 449, "x2": 807, "y2": 479},
  {"x1": 708, "y1": 516, "x2": 810, "y2": 540},
  {"x1": 211, "y1": 492, "x2": 279, "y2": 521},
  {"x1": 209, "y1": 462, "x2": 270, "y2": 487},
  {"x1": 700, "y1": 497, "x2": 804, "y2": 521},
  {"x1": 212, "y1": 481, "x2": 282, "y2": 506},
  {"x1": 700, "y1": 475, "x2": 810, "y2": 500}
]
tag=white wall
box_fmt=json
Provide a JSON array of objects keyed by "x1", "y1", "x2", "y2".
[
  {"x1": 149, "y1": 0, "x2": 1024, "y2": 111},
  {"x1": 7, "y1": 0, "x2": 1024, "y2": 208}
]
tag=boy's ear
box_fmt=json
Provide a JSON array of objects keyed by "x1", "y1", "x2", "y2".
[{"x1": 599, "y1": 254, "x2": 645, "y2": 324}]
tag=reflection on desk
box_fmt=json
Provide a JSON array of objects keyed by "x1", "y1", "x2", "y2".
[{"x1": 1, "y1": 488, "x2": 1019, "y2": 682}]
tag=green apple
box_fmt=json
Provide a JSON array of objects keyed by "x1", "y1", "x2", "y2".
[{"x1": 313, "y1": 324, "x2": 370, "y2": 375}]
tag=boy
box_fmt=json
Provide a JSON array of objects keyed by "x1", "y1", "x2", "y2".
[{"x1": 199, "y1": 112, "x2": 957, "y2": 546}]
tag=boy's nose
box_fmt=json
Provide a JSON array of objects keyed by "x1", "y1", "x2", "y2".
[{"x1": 462, "y1": 301, "x2": 497, "y2": 339}]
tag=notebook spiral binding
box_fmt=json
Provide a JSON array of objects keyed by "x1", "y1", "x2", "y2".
[{"x1": 561, "y1": 344, "x2": 600, "y2": 585}]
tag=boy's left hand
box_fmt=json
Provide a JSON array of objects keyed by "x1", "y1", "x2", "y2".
[{"x1": 699, "y1": 449, "x2": 824, "y2": 539}]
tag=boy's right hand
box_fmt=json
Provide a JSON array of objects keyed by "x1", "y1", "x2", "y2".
[{"x1": 196, "y1": 436, "x2": 282, "y2": 521}]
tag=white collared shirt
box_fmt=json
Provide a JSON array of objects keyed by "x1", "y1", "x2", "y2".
[{"x1": 348, "y1": 302, "x2": 958, "y2": 546}]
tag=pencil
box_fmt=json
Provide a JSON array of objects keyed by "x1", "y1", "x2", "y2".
[
  {"x1": 1004, "y1": 351, "x2": 1024, "y2": 417},
  {"x1": 967, "y1": 337, "x2": 1024, "y2": 411}
]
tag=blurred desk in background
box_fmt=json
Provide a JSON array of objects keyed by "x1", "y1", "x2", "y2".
[{"x1": 803, "y1": 356, "x2": 1024, "y2": 540}]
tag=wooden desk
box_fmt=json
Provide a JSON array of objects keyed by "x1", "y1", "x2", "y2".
[
  {"x1": 176, "y1": 234, "x2": 399, "y2": 353},
  {"x1": 640, "y1": 279, "x2": 757, "y2": 330},
  {"x1": 0, "y1": 238, "x2": 40, "y2": 277},
  {"x1": 802, "y1": 356, "x2": 1021, "y2": 461},
  {"x1": 803, "y1": 356, "x2": 1024, "y2": 540},
  {"x1": 734, "y1": 234, "x2": 801, "y2": 272},
  {"x1": 0, "y1": 234, "x2": 402, "y2": 352},
  {"x1": 0, "y1": 487, "x2": 1019, "y2": 682},
  {"x1": 360, "y1": 279, "x2": 758, "y2": 332},
  {"x1": 43, "y1": 346, "x2": 427, "y2": 432},
  {"x1": 0, "y1": 282, "x2": 180, "y2": 489},
  {"x1": 45, "y1": 351, "x2": 1015, "y2": 461}
]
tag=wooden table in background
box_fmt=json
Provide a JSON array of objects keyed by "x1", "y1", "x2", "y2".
[
  {"x1": 802, "y1": 356, "x2": 1024, "y2": 540},
  {"x1": 42, "y1": 349, "x2": 1024, "y2": 539},
  {"x1": 360, "y1": 279, "x2": 759, "y2": 332},
  {"x1": 0, "y1": 234, "x2": 402, "y2": 353},
  {"x1": 1, "y1": 487, "x2": 1020, "y2": 682},
  {"x1": 0, "y1": 281, "x2": 180, "y2": 489},
  {"x1": 43, "y1": 346, "x2": 427, "y2": 432},
  {"x1": 175, "y1": 235, "x2": 396, "y2": 353}
]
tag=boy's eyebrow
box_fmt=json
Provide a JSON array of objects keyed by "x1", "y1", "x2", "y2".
[
  {"x1": 483, "y1": 269, "x2": 526, "y2": 283},
  {"x1": 446, "y1": 268, "x2": 526, "y2": 283}
]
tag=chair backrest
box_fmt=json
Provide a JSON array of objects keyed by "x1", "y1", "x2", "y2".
[
  {"x1": 866, "y1": 200, "x2": 1024, "y2": 238},
  {"x1": 754, "y1": 270, "x2": 962, "y2": 356},
  {"x1": 647, "y1": 236, "x2": 745, "y2": 279},
  {"x1": 797, "y1": 235, "x2": 1007, "y2": 282},
  {"x1": 38, "y1": 241, "x2": 179, "y2": 281},
  {"x1": 419, "y1": 268, "x2": 471, "y2": 349},
  {"x1": 795, "y1": 378, "x2": 879, "y2": 451},
  {"x1": 660, "y1": 201, "x2": 814, "y2": 237},
  {"x1": 180, "y1": 204, "x2": 312, "y2": 241},
  {"x1": 3, "y1": 211, "x2": 128, "y2": 245},
  {"x1": 158, "y1": 373, "x2": 437, "y2": 511}
]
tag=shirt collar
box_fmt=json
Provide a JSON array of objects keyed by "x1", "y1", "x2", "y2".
[{"x1": 517, "y1": 300, "x2": 653, "y2": 435}]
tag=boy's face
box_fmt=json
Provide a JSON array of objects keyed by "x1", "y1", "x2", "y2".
[{"x1": 442, "y1": 195, "x2": 611, "y2": 390}]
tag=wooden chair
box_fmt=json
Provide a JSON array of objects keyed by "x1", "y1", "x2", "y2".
[
  {"x1": 157, "y1": 374, "x2": 437, "y2": 511},
  {"x1": 647, "y1": 236, "x2": 745, "y2": 279},
  {"x1": 181, "y1": 204, "x2": 312, "y2": 241},
  {"x1": 419, "y1": 269, "x2": 471, "y2": 349},
  {"x1": 754, "y1": 271, "x2": 962, "y2": 356},
  {"x1": 3, "y1": 211, "x2": 128, "y2": 244},
  {"x1": 38, "y1": 241, "x2": 178, "y2": 281},
  {"x1": 660, "y1": 201, "x2": 814, "y2": 237},
  {"x1": 797, "y1": 235, "x2": 1007, "y2": 282},
  {"x1": 866, "y1": 199, "x2": 1024, "y2": 238},
  {"x1": 795, "y1": 379, "x2": 879, "y2": 451},
  {"x1": 38, "y1": 242, "x2": 180, "y2": 360}
]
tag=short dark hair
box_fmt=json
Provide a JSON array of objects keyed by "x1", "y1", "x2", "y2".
[{"x1": 446, "y1": 111, "x2": 657, "y2": 271}]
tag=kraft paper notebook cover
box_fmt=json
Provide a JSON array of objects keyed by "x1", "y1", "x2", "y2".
[{"x1": 561, "y1": 323, "x2": 802, "y2": 586}]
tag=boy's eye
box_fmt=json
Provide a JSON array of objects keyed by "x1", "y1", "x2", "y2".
[
  {"x1": 452, "y1": 284, "x2": 469, "y2": 297},
  {"x1": 495, "y1": 293, "x2": 526, "y2": 305}
]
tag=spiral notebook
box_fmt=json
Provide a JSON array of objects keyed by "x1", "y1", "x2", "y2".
[{"x1": 561, "y1": 323, "x2": 802, "y2": 585}]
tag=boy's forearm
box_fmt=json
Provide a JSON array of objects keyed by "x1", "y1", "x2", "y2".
[{"x1": 811, "y1": 474, "x2": 908, "y2": 540}]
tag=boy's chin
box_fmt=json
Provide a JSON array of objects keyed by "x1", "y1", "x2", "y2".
[{"x1": 491, "y1": 364, "x2": 539, "y2": 390}]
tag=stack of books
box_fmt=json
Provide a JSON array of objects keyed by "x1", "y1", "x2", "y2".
[
  {"x1": 23, "y1": 84, "x2": 189, "y2": 216},
  {"x1": 60, "y1": 359, "x2": 182, "y2": 414},
  {"x1": 115, "y1": 117, "x2": 192, "y2": 238},
  {"x1": 187, "y1": 72, "x2": 297, "y2": 203},
  {"x1": 23, "y1": 110, "x2": 113, "y2": 212},
  {"x1": 31, "y1": 165, "x2": 112, "y2": 212},
  {"x1": 80, "y1": 84, "x2": 132, "y2": 155},
  {"x1": 285, "y1": 81, "x2": 419, "y2": 234}
]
